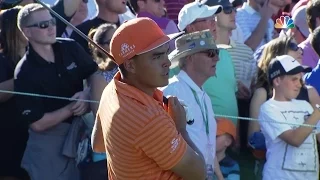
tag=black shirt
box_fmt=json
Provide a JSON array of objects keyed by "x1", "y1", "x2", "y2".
[
  {"x1": 0, "y1": 54, "x2": 18, "y2": 128},
  {"x1": 70, "y1": 17, "x2": 120, "y2": 54},
  {"x1": 14, "y1": 38, "x2": 98, "y2": 125},
  {"x1": 51, "y1": 0, "x2": 73, "y2": 37},
  {"x1": 0, "y1": 54, "x2": 29, "y2": 177}
]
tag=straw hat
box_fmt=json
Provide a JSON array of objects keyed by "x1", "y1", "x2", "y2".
[{"x1": 169, "y1": 29, "x2": 218, "y2": 68}]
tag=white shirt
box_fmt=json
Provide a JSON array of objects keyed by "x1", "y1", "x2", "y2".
[
  {"x1": 259, "y1": 99, "x2": 319, "y2": 180},
  {"x1": 160, "y1": 70, "x2": 217, "y2": 165}
]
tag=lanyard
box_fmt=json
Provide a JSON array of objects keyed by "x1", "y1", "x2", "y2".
[{"x1": 190, "y1": 88, "x2": 210, "y2": 136}]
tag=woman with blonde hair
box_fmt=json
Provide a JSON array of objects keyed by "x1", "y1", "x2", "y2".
[{"x1": 248, "y1": 35, "x2": 320, "y2": 180}]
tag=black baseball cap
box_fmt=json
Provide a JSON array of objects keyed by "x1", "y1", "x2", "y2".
[
  {"x1": 205, "y1": 0, "x2": 233, "y2": 7},
  {"x1": 268, "y1": 55, "x2": 312, "y2": 83}
]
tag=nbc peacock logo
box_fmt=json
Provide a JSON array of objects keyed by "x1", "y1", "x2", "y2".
[{"x1": 274, "y1": 16, "x2": 295, "y2": 29}]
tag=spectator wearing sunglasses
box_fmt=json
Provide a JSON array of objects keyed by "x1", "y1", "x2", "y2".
[
  {"x1": 14, "y1": 4, "x2": 101, "y2": 180},
  {"x1": 169, "y1": 1, "x2": 221, "y2": 76},
  {"x1": 249, "y1": 36, "x2": 320, "y2": 180},
  {"x1": 18, "y1": 0, "x2": 82, "y2": 37},
  {"x1": 88, "y1": 23, "x2": 118, "y2": 115},
  {"x1": 70, "y1": 0, "x2": 133, "y2": 54},
  {"x1": 279, "y1": 5, "x2": 309, "y2": 45},
  {"x1": 177, "y1": 1, "x2": 222, "y2": 40},
  {"x1": 161, "y1": 29, "x2": 221, "y2": 180},
  {"x1": 255, "y1": 8, "x2": 311, "y2": 63},
  {"x1": 298, "y1": 0, "x2": 320, "y2": 68},
  {"x1": 209, "y1": 0, "x2": 257, "y2": 149},
  {"x1": 173, "y1": 1, "x2": 239, "y2": 128},
  {"x1": 206, "y1": 0, "x2": 245, "y2": 44},
  {"x1": 69, "y1": 23, "x2": 118, "y2": 180},
  {"x1": 129, "y1": 0, "x2": 180, "y2": 52}
]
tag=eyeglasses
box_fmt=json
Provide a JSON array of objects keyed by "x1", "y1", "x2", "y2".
[
  {"x1": 289, "y1": 42, "x2": 303, "y2": 55},
  {"x1": 201, "y1": 49, "x2": 219, "y2": 58},
  {"x1": 223, "y1": 6, "x2": 236, "y2": 14},
  {"x1": 153, "y1": 0, "x2": 161, "y2": 2},
  {"x1": 82, "y1": 0, "x2": 88, "y2": 3},
  {"x1": 26, "y1": 18, "x2": 56, "y2": 29}
]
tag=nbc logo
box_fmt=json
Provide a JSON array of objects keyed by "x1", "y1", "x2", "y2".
[{"x1": 274, "y1": 16, "x2": 295, "y2": 29}]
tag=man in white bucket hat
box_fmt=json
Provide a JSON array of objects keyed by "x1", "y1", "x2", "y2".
[{"x1": 161, "y1": 29, "x2": 222, "y2": 179}]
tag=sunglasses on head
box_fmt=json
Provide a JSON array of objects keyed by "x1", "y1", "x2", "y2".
[
  {"x1": 289, "y1": 42, "x2": 303, "y2": 55},
  {"x1": 223, "y1": 6, "x2": 236, "y2": 14},
  {"x1": 26, "y1": 18, "x2": 56, "y2": 29},
  {"x1": 202, "y1": 49, "x2": 219, "y2": 58}
]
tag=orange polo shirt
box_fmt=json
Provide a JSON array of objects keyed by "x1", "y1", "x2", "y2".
[{"x1": 96, "y1": 72, "x2": 187, "y2": 180}]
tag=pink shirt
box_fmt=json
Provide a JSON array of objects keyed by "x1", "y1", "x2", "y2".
[{"x1": 299, "y1": 35, "x2": 319, "y2": 68}]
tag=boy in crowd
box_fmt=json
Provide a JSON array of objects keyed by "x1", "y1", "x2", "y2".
[
  {"x1": 259, "y1": 55, "x2": 320, "y2": 179},
  {"x1": 215, "y1": 118, "x2": 240, "y2": 180}
]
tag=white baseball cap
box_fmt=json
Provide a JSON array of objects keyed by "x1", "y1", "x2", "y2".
[{"x1": 177, "y1": 1, "x2": 222, "y2": 31}]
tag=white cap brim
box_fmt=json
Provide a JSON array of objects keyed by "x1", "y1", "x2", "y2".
[{"x1": 198, "y1": 5, "x2": 222, "y2": 19}]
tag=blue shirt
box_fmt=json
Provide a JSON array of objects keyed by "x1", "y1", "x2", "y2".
[
  {"x1": 214, "y1": 156, "x2": 240, "y2": 180},
  {"x1": 253, "y1": 44, "x2": 265, "y2": 63},
  {"x1": 304, "y1": 60, "x2": 320, "y2": 94}
]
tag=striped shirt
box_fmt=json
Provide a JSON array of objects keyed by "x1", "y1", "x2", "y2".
[
  {"x1": 165, "y1": 0, "x2": 187, "y2": 24},
  {"x1": 219, "y1": 40, "x2": 257, "y2": 88},
  {"x1": 96, "y1": 72, "x2": 187, "y2": 180},
  {"x1": 236, "y1": 3, "x2": 274, "y2": 51}
]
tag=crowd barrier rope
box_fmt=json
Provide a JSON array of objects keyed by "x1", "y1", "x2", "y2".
[{"x1": 0, "y1": 89, "x2": 318, "y2": 128}]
